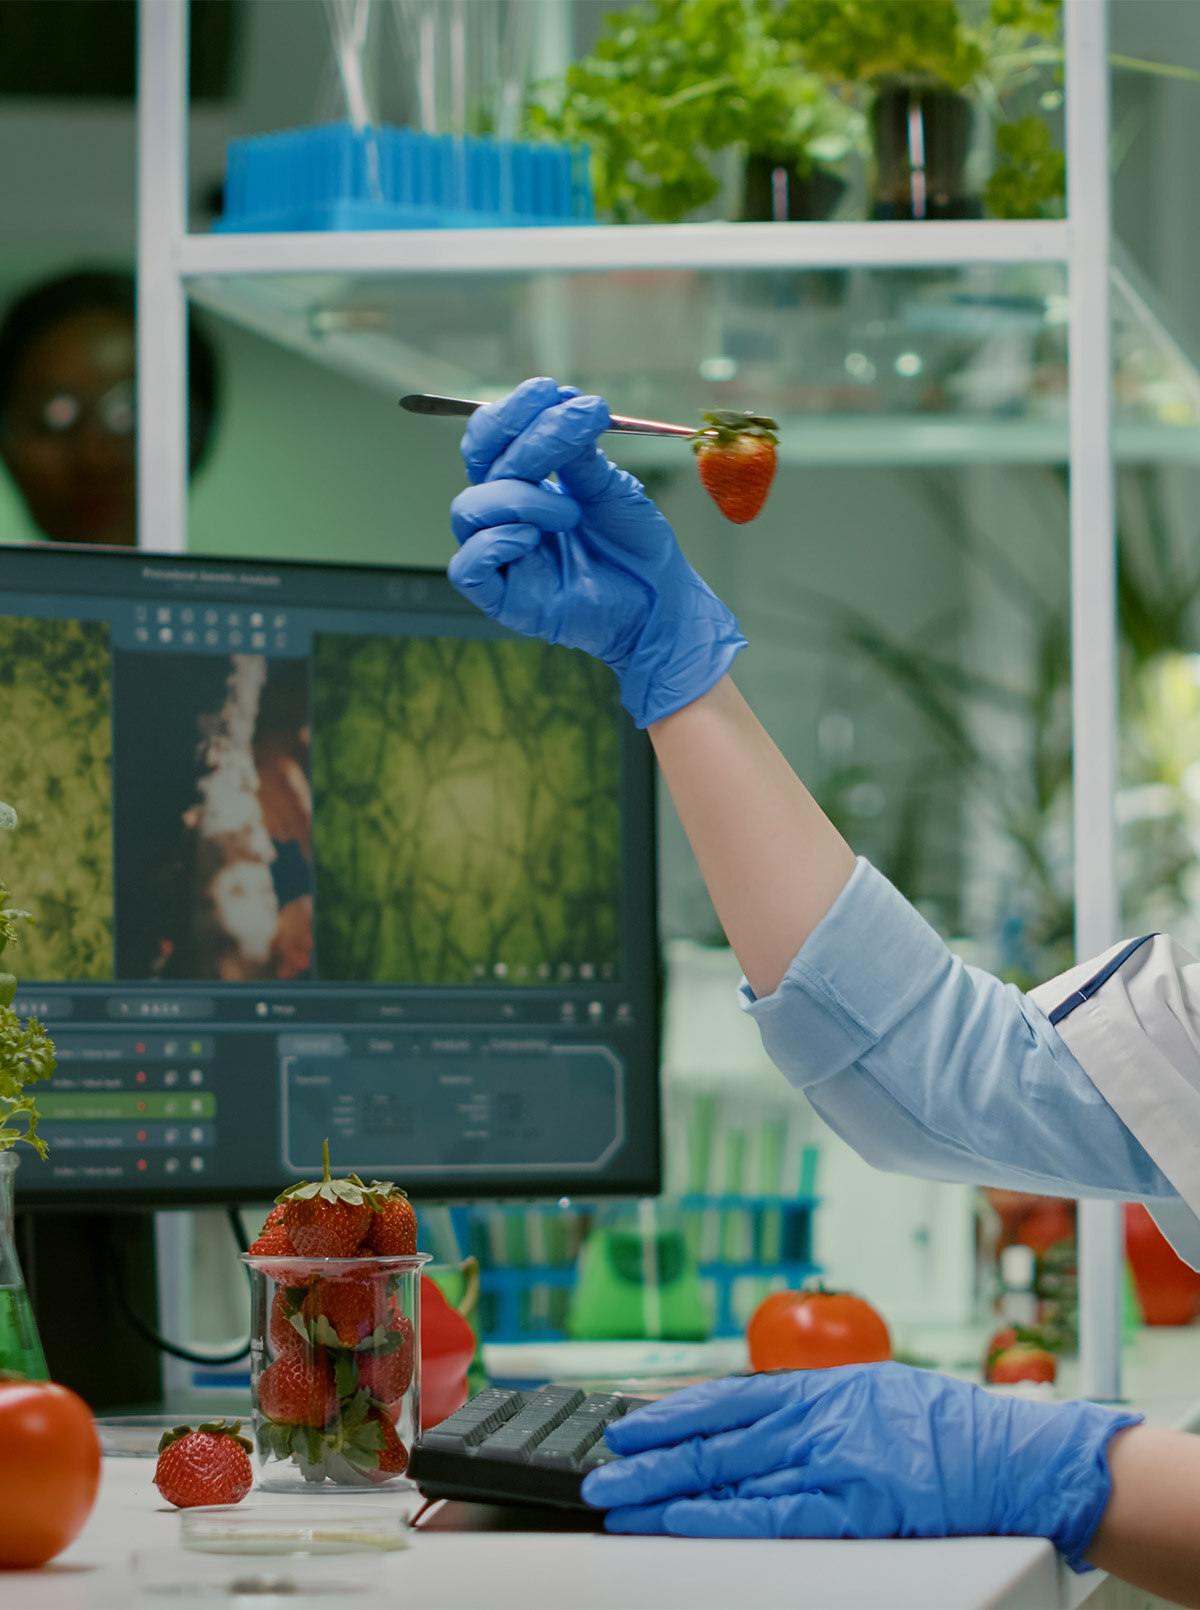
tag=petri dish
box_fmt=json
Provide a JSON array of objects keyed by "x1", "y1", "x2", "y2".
[
  {"x1": 180, "y1": 1506, "x2": 410, "y2": 1554},
  {"x1": 133, "y1": 1546, "x2": 383, "y2": 1600},
  {"x1": 98, "y1": 1415, "x2": 221, "y2": 1457}
]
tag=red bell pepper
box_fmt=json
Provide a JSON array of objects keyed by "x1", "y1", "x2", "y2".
[{"x1": 419, "y1": 1266, "x2": 478, "y2": 1429}]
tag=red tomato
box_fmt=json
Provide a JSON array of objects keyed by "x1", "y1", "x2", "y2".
[
  {"x1": 419, "y1": 1274, "x2": 476, "y2": 1429},
  {"x1": 746, "y1": 1287, "x2": 891, "y2": 1372},
  {"x1": 0, "y1": 1381, "x2": 101, "y2": 1568}
]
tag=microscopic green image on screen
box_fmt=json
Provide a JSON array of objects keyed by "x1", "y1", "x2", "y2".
[
  {"x1": 312, "y1": 634, "x2": 623, "y2": 985},
  {"x1": 0, "y1": 615, "x2": 114, "y2": 980}
]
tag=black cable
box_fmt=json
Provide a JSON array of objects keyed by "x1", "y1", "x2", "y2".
[{"x1": 103, "y1": 1207, "x2": 252, "y2": 1367}]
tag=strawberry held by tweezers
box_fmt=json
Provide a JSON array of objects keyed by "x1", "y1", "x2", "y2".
[{"x1": 691, "y1": 410, "x2": 779, "y2": 524}]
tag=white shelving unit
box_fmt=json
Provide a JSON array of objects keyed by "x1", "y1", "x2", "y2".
[{"x1": 137, "y1": 0, "x2": 1127, "y2": 1400}]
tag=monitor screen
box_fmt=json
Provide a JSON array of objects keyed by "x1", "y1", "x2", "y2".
[{"x1": 1, "y1": 544, "x2": 660, "y2": 1206}]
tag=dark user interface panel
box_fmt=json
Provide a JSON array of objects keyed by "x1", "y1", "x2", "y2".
[{"x1": 1, "y1": 546, "x2": 659, "y2": 1205}]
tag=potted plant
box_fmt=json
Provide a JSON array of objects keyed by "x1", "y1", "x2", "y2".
[
  {"x1": 776, "y1": 0, "x2": 1064, "y2": 219},
  {"x1": 0, "y1": 802, "x2": 54, "y2": 1379},
  {"x1": 527, "y1": 0, "x2": 864, "y2": 224}
]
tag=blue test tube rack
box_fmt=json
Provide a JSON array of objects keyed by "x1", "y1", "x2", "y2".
[{"x1": 215, "y1": 123, "x2": 595, "y2": 233}]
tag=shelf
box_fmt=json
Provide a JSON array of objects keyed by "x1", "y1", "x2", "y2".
[
  {"x1": 178, "y1": 219, "x2": 1073, "y2": 279},
  {"x1": 186, "y1": 242, "x2": 1200, "y2": 467}
]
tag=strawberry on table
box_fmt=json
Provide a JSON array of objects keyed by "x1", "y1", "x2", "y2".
[
  {"x1": 154, "y1": 1421, "x2": 253, "y2": 1509},
  {"x1": 276, "y1": 1140, "x2": 377, "y2": 1258},
  {"x1": 691, "y1": 410, "x2": 778, "y2": 525},
  {"x1": 258, "y1": 1352, "x2": 338, "y2": 1427}
]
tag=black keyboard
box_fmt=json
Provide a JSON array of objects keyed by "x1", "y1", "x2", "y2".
[{"x1": 409, "y1": 1385, "x2": 650, "y2": 1511}]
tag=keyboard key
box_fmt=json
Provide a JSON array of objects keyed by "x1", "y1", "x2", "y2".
[
  {"x1": 582, "y1": 1444, "x2": 622, "y2": 1467},
  {"x1": 419, "y1": 1389, "x2": 526, "y2": 1452}
]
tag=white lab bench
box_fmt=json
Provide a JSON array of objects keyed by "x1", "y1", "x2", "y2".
[
  {"x1": 0, "y1": 1459, "x2": 1065, "y2": 1610},
  {"x1": 2, "y1": 1328, "x2": 1194, "y2": 1610}
]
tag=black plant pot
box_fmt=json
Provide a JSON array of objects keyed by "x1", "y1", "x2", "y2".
[
  {"x1": 870, "y1": 82, "x2": 981, "y2": 220},
  {"x1": 741, "y1": 155, "x2": 846, "y2": 222}
]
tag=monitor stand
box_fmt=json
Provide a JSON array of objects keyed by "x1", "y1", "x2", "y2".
[{"x1": 16, "y1": 1210, "x2": 163, "y2": 1410}]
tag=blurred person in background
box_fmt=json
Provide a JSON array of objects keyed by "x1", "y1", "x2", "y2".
[{"x1": 0, "y1": 269, "x2": 217, "y2": 546}]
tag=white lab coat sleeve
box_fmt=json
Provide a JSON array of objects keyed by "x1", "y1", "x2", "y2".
[
  {"x1": 1030, "y1": 933, "x2": 1200, "y2": 1267},
  {"x1": 738, "y1": 857, "x2": 1177, "y2": 1209}
]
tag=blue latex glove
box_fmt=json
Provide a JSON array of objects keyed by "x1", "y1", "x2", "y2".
[
  {"x1": 448, "y1": 376, "x2": 746, "y2": 728},
  {"x1": 581, "y1": 1363, "x2": 1142, "y2": 1572}
]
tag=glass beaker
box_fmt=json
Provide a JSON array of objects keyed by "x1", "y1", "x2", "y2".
[
  {"x1": 243, "y1": 1252, "x2": 427, "y2": 1493},
  {"x1": 0, "y1": 1151, "x2": 49, "y2": 1379}
]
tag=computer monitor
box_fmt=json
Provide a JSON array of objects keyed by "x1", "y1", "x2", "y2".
[{"x1": 2, "y1": 543, "x2": 661, "y2": 1208}]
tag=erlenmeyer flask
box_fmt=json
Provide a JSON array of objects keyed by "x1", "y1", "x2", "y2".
[{"x1": 0, "y1": 1151, "x2": 48, "y2": 1380}]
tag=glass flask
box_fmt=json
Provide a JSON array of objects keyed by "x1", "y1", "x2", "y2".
[
  {"x1": 243, "y1": 1251, "x2": 427, "y2": 1493},
  {"x1": 0, "y1": 1151, "x2": 48, "y2": 1379}
]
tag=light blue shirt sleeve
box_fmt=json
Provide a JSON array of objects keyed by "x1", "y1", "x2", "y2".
[{"x1": 738, "y1": 857, "x2": 1175, "y2": 1201}]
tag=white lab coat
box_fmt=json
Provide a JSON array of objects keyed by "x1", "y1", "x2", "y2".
[{"x1": 1030, "y1": 935, "x2": 1200, "y2": 1268}]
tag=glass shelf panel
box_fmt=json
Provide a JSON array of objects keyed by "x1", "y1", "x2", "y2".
[{"x1": 187, "y1": 247, "x2": 1200, "y2": 466}]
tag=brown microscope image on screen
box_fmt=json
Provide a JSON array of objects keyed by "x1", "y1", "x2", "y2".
[{"x1": 113, "y1": 650, "x2": 312, "y2": 982}]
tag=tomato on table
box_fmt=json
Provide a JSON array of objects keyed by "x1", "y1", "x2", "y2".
[
  {"x1": 0, "y1": 1380, "x2": 101, "y2": 1568},
  {"x1": 747, "y1": 1286, "x2": 891, "y2": 1372}
]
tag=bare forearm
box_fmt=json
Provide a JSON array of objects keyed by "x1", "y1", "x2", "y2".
[
  {"x1": 648, "y1": 677, "x2": 856, "y2": 998},
  {"x1": 1085, "y1": 1425, "x2": 1200, "y2": 1605}
]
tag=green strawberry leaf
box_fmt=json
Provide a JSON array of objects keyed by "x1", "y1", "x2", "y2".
[
  {"x1": 334, "y1": 1351, "x2": 360, "y2": 1401},
  {"x1": 287, "y1": 1311, "x2": 313, "y2": 1346},
  {"x1": 364, "y1": 1180, "x2": 409, "y2": 1202},
  {"x1": 321, "y1": 1451, "x2": 376, "y2": 1486},
  {"x1": 259, "y1": 1421, "x2": 293, "y2": 1462},
  {"x1": 340, "y1": 1388, "x2": 371, "y2": 1431},
  {"x1": 195, "y1": 1418, "x2": 252, "y2": 1454},
  {"x1": 290, "y1": 1424, "x2": 324, "y2": 1466},
  {"x1": 310, "y1": 1315, "x2": 342, "y2": 1350},
  {"x1": 345, "y1": 1420, "x2": 385, "y2": 1459},
  {"x1": 354, "y1": 1323, "x2": 406, "y2": 1355}
]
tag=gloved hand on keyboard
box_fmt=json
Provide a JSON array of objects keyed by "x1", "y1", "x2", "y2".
[
  {"x1": 580, "y1": 1362, "x2": 1142, "y2": 1572},
  {"x1": 448, "y1": 376, "x2": 746, "y2": 728}
]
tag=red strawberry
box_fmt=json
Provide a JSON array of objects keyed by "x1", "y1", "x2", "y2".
[
  {"x1": 374, "y1": 1412, "x2": 409, "y2": 1475},
  {"x1": 363, "y1": 1189, "x2": 418, "y2": 1256},
  {"x1": 257, "y1": 1352, "x2": 337, "y2": 1427},
  {"x1": 248, "y1": 1222, "x2": 294, "y2": 1258},
  {"x1": 691, "y1": 410, "x2": 778, "y2": 524},
  {"x1": 350, "y1": 1408, "x2": 409, "y2": 1481},
  {"x1": 300, "y1": 1277, "x2": 380, "y2": 1346},
  {"x1": 276, "y1": 1140, "x2": 377, "y2": 1258},
  {"x1": 357, "y1": 1317, "x2": 415, "y2": 1409},
  {"x1": 248, "y1": 1222, "x2": 304, "y2": 1285},
  {"x1": 270, "y1": 1288, "x2": 306, "y2": 1354},
  {"x1": 261, "y1": 1203, "x2": 287, "y2": 1233},
  {"x1": 154, "y1": 1420, "x2": 253, "y2": 1509}
]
